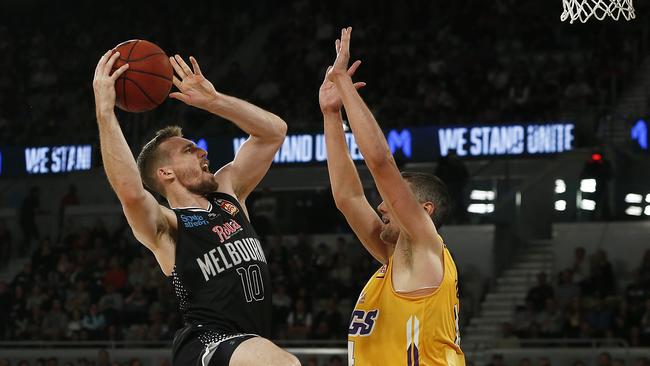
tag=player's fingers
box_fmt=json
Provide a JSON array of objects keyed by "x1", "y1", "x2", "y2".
[
  {"x1": 173, "y1": 76, "x2": 182, "y2": 89},
  {"x1": 103, "y1": 51, "x2": 121, "y2": 76},
  {"x1": 335, "y1": 39, "x2": 340, "y2": 54},
  {"x1": 323, "y1": 66, "x2": 333, "y2": 81},
  {"x1": 353, "y1": 82, "x2": 366, "y2": 90},
  {"x1": 348, "y1": 60, "x2": 362, "y2": 76},
  {"x1": 94, "y1": 50, "x2": 112, "y2": 78},
  {"x1": 175, "y1": 55, "x2": 193, "y2": 77},
  {"x1": 170, "y1": 56, "x2": 187, "y2": 79},
  {"x1": 169, "y1": 92, "x2": 189, "y2": 103},
  {"x1": 189, "y1": 56, "x2": 202, "y2": 75},
  {"x1": 110, "y1": 63, "x2": 129, "y2": 81}
]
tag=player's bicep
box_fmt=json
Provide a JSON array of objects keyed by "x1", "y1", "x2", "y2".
[
  {"x1": 121, "y1": 191, "x2": 172, "y2": 251},
  {"x1": 338, "y1": 197, "x2": 389, "y2": 264},
  {"x1": 230, "y1": 136, "x2": 281, "y2": 200}
]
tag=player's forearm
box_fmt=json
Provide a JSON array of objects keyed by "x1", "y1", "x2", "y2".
[
  {"x1": 96, "y1": 111, "x2": 147, "y2": 202},
  {"x1": 323, "y1": 112, "x2": 365, "y2": 206},
  {"x1": 207, "y1": 93, "x2": 287, "y2": 142},
  {"x1": 332, "y1": 75, "x2": 392, "y2": 169}
]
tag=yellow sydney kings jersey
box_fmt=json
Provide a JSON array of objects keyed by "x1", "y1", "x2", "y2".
[{"x1": 347, "y1": 245, "x2": 465, "y2": 366}]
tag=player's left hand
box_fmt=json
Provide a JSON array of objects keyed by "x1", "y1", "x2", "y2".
[
  {"x1": 169, "y1": 55, "x2": 220, "y2": 110},
  {"x1": 327, "y1": 27, "x2": 353, "y2": 82}
]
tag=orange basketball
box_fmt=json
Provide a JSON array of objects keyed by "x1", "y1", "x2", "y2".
[{"x1": 110, "y1": 40, "x2": 173, "y2": 113}]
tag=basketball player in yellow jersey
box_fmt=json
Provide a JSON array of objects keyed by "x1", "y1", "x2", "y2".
[{"x1": 319, "y1": 27, "x2": 465, "y2": 366}]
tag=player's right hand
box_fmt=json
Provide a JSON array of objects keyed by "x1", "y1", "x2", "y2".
[
  {"x1": 319, "y1": 60, "x2": 365, "y2": 115},
  {"x1": 93, "y1": 49, "x2": 129, "y2": 116}
]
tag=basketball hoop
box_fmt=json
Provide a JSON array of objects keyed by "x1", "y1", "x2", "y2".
[{"x1": 561, "y1": 0, "x2": 635, "y2": 23}]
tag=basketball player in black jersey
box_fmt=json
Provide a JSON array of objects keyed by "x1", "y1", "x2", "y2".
[{"x1": 93, "y1": 51, "x2": 299, "y2": 366}]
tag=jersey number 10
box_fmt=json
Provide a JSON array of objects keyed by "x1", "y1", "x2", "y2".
[{"x1": 236, "y1": 264, "x2": 265, "y2": 302}]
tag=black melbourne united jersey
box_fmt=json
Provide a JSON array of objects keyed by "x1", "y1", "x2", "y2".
[{"x1": 170, "y1": 192, "x2": 271, "y2": 337}]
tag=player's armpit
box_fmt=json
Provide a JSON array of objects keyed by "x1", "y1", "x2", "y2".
[
  {"x1": 121, "y1": 190, "x2": 175, "y2": 252},
  {"x1": 336, "y1": 196, "x2": 389, "y2": 264}
]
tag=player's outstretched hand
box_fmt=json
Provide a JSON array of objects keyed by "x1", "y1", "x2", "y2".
[
  {"x1": 169, "y1": 55, "x2": 220, "y2": 111},
  {"x1": 319, "y1": 60, "x2": 365, "y2": 114},
  {"x1": 93, "y1": 50, "x2": 129, "y2": 115},
  {"x1": 327, "y1": 27, "x2": 353, "y2": 82}
]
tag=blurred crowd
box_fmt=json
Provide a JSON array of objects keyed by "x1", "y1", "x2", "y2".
[
  {"x1": 0, "y1": 217, "x2": 383, "y2": 342},
  {"x1": 501, "y1": 247, "x2": 650, "y2": 347},
  {"x1": 0, "y1": 0, "x2": 647, "y2": 148}
]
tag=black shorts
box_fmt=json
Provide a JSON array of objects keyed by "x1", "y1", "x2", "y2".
[{"x1": 172, "y1": 325, "x2": 257, "y2": 366}]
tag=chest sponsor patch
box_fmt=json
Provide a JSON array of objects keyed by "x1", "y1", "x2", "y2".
[
  {"x1": 180, "y1": 214, "x2": 209, "y2": 228},
  {"x1": 212, "y1": 219, "x2": 243, "y2": 243},
  {"x1": 216, "y1": 199, "x2": 239, "y2": 216}
]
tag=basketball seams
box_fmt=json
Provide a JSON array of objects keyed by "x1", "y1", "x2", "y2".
[
  {"x1": 124, "y1": 77, "x2": 162, "y2": 107},
  {"x1": 121, "y1": 40, "x2": 139, "y2": 110},
  {"x1": 117, "y1": 52, "x2": 166, "y2": 63},
  {"x1": 124, "y1": 68, "x2": 173, "y2": 82}
]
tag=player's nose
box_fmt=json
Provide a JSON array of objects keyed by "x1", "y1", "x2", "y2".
[{"x1": 197, "y1": 148, "x2": 207, "y2": 158}]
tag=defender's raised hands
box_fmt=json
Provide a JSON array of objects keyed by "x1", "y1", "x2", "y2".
[
  {"x1": 327, "y1": 27, "x2": 353, "y2": 82},
  {"x1": 319, "y1": 60, "x2": 365, "y2": 114},
  {"x1": 169, "y1": 55, "x2": 220, "y2": 110}
]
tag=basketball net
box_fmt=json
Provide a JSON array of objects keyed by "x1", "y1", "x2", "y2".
[{"x1": 561, "y1": 0, "x2": 635, "y2": 23}]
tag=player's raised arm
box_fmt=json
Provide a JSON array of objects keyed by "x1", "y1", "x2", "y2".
[
  {"x1": 93, "y1": 50, "x2": 174, "y2": 256},
  {"x1": 168, "y1": 55, "x2": 287, "y2": 203},
  {"x1": 320, "y1": 62, "x2": 389, "y2": 263},
  {"x1": 328, "y1": 28, "x2": 442, "y2": 253}
]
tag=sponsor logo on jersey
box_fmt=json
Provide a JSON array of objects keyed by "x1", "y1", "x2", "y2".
[
  {"x1": 348, "y1": 309, "x2": 379, "y2": 336},
  {"x1": 376, "y1": 264, "x2": 387, "y2": 278},
  {"x1": 212, "y1": 219, "x2": 243, "y2": 243},
  {"x1": 216, "y1": 199, "x2": 239, "y2": 216},
  {"x1": 207, "y1": 212, "x2": 219, "y2": 220},
  {"x1": 180, "y1": 214, "x2": 209, "y2": 228}
]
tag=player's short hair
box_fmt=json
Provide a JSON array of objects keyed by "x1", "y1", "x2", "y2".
[
  {"x1": 401, "y1": 171, "x2": 452, "y2": 228},
  {"x1": 136, "y1": 126, "x2": 183, "y2": 195}
]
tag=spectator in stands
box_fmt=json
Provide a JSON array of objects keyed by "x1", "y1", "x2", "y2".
[
  {"x1": 12, "y1": 263, "x2": 34, "y2": 289},
  {"x1": 327, "y1": 356, "x2": 342, "y2": 366},
  {"x1": 42, "y1": 300, "x2": 68, "y2": 340},
  {"x1": 251, "y1": 188, "x2": 278, "y2": 238},
  {"x1": 0, "y1": 220, "x2": 12, "y2": 267},
  {"x1": 573, "y1": 362, "x2": 586, "y2": 366},
  {"x1": 612, "y1": 360, "x2": 625, "y2": 366},
  {"x1": 526, "y1": 272, "x2": 554, "y2": 312},
  {"x1": 555, "y1": 269, "x2": 580, "y2": 310},
  {"x1": 96, "y1": 350, "x2": 111, "y2": 366},
  {"x1": 81, "y1": 304, "x2": 105, "y2": 339},
  {"x1": 539, "y1": 299, "x2": 564, "y2": 338},
  {"x1": 571, "y1": 247, "x2": 588, "y2": 284},
  {"x1": 496, "y1": 322, "x2": 520, "y2": 348},
  {"x1": 286, "y1": 298, "x2": 312, "y2": 339},
  {"x1": 19, "y1": 186, "x2": 41, "y2": 254},
  {"x1": 585, "y1": 299, "x2": 613, "y2": 337},
  {"x1": 636, "y1": 357, "x2": 650, "y2": 366},
  {"x1": 67, "y1": 309, "x2": 83, "y2": 339},
  {"x1": 626, "y1": 271, "x2": 647, "y2": 317},
  {"x1": 486, "y1": 354, "x2": 506, "y2": 366},
  {"x1": 434, "y1": 152, "x2": 469, "y2": 223},
  {"x1": 641, "y1": 299, "x2": 650, "y2": 345},
  {"x1": 587, "y1": 250, "x2": 616, "y2": 297},
  {"x1": 58, "y1": 184, "x2": 80, "y2": 233},
  {"x1": 563, "y1": 297, "x2": 583, "y2": 338},
  {"x1": 640, "y1": 250, "x2": 650, "y2": 286},
  {"x1": 312, "y1": 297, "x2": 343, "y2": 339},
  {"x1": 0, "y1": 359, "x2": 8, "y2": 366},
  {"x1": 0, "y1": 281, "x2": 9, "y2": 338},
  {"x1": 103, "y1": 256, "x2": 127, "y2": 291},
  {"x1": 539, "y1": 358, "x2": 551, "y2": 366},
  {"x1": 597, "y1": 352, "x2": 613, "y2": 366},
  {"x1": 518, "y1": 358, "x2": 532, "y2": 366}
]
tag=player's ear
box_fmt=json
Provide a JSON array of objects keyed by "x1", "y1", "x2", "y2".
[
  {"x1": 423, "y1": 202, "x2": 434, "y2": 217},
  {"x1": 158, "y1": 167, "x2": 175, "y2": 183}
]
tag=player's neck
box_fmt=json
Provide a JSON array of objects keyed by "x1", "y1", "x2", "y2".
[{"x1": 166, "y1": 189, "x2": 210, "y2": 210}]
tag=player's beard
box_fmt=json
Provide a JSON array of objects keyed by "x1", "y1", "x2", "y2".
[
  {"x1": 379, "y1": 223, "x2": 400, "y2": 244},
  {"x1": 176, "y1": 166, "x2": 219, "y2": 195}
]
